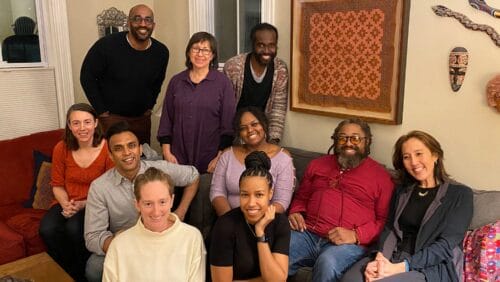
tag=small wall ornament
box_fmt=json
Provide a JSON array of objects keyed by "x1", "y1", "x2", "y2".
[
  {"x1": 469, "y1": 0, "x2": 500, "y2": 19},
  {"x1": 449, "y1": 47, "x2": 469, "y2": 92},
  {"x1": 432, "y1": 5, "x2": 500, "y2": 47},
  {"x1": 486, "y1": 74, "x2": 500, "y2": 112}
]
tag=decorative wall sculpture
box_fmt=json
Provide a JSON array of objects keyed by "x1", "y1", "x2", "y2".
[
  {"x1": 486, "y1": 74, "x2": 500, "y2": 112},
  {"x1": 290, "y1": 0, "x2": 410, "y2": 124},
  {"x1": 449, "y1": 47, "x2": 469, "y2": 92},
  {"x1": 432, "y1": 5, "x2": 500, "y2": 47},
  {"x1": 97, "y1": 7, "x2": 128, "y2": 38},
  {"x1": 469, "y1": 0, "x2": 500, "y2": 18}
]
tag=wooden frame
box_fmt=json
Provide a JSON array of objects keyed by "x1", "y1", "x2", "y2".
[{"x1": 290, "y1": 0, "x2": 409, "y2": 124}]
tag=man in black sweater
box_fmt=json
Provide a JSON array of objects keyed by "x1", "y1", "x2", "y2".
[{"x1": 80, "y1": 4, "x2": 169, "y2": 145}]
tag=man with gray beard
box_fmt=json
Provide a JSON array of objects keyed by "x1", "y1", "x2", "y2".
[{"x1": 287, "y1": 118, "x2": 395, "y2": 282}]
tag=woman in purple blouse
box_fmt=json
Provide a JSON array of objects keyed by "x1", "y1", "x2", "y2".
[
  {"x1": 210, "y1": 106, "x2": 295, "y2": 216},
  {"x1": 157, "y1": 32, "x2": 236, "y2": 173}
]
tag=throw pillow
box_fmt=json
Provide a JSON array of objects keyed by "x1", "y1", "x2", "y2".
[
  {"x1": 24, "y1": 150, "x2": 51, "y2": 208},
  {"x1": 463, "y1": 220, "x2": 499, "y2": 281},
  {"x1": 32, "y1": 161, "x2": 54, "y2": 210}
]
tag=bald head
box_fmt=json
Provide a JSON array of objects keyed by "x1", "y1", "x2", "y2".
[
  {"x1": 129, "y1": 4, "x2": 154, "y2": 19},
  {"x1": 127, "y1": 4, "x2": 155, "y2": 44}
]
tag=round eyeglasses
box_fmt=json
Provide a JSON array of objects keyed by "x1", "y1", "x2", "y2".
[
  {"x1": 335, "y1": 135, "x2": 367, "y2": 145},
  {"x1": 129, "y1": 16, "x2": 154, "y2": 25}
]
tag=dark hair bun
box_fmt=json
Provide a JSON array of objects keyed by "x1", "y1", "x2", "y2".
[{"x1": 244, "y1": 151, "x2": 271, "y2": 171}]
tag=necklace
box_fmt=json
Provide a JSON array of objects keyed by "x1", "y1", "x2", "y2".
[
  {"x1": 418, "y1": 190, "x2": 429, "y2": 197},
  {"x1": 245, "y1": 220, "x2": 257, "y2": 237},
  {"x1": 126, "y1": 33, "x2": 152, "y2": 50}
]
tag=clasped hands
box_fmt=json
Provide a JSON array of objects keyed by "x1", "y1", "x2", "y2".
[
  {"x1": 61, "y1": 199, "x2": 85, "y2": 218},
  {"x1": 364, "y1": 252, "x2": 406, "y2": 281}
]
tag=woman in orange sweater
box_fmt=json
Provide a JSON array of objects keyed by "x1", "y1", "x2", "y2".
[{"x1": 39, "y1": 103, "x2": 114, "y2": 282}]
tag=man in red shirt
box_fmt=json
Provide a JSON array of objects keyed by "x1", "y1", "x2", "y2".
[{"x1": 288, "y1": 118, "x2": 394, "y2": 281}]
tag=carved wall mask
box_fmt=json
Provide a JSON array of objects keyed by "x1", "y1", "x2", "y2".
[{"x1": 449, "y1": 47, "x2": 469, "y2": 92}]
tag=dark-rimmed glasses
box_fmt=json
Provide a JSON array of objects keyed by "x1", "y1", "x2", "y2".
[
  {"x1": 191, "y1": 47, "x2": 212, "y2": 56},
  {"x1": 335, "y1": 135, "x2": 366, "y2": 145},
  {"x1": 129, "y1": 16, "x2": 154, "y2": 25}
]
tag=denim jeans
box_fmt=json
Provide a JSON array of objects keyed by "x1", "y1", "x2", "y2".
[
  {"x1": 288, "y1": 230, "x2": 365, "y2": 282},
  {"x1": 86, "y1": 253, "x2": 104, "y2": 282}
]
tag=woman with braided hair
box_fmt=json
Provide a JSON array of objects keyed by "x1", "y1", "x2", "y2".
[{"x1": 210, "y1": 151, "x2": 290, "y2": 282}]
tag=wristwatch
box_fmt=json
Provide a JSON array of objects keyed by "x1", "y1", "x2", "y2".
[{"x1": 256, "y1": 234, "x2": 268, "y2": 243}]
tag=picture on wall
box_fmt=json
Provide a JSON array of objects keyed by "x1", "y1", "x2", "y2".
[{"x1": 290, "y1": 0, "x2": 410, "y2": 124}]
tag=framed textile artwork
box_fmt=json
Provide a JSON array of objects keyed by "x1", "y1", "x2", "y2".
[{"x1": 290, "y1": 0, "x2": 410, "y2": 124}]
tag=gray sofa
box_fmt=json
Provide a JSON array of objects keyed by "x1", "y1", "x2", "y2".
[{"x1": 186, "y1": 147, "x2": 500, "y2": 281}]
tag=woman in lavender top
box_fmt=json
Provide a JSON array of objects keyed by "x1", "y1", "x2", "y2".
[{"x1": 210, "y1": 106, "x2": 295, "y2": 216}]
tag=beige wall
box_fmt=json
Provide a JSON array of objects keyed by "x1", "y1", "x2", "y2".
[{"x1": 67, "y1": 0, "x2": 499, "y2": 190}]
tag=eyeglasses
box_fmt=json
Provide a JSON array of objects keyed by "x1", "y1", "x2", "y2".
[
  {"x1": 191, "y1": 47, "x2": 212, "y2": 56},
  {"x1": 335, "y1": 135, "x2": 367, "y2": 145},
  {"x1": 129, "y1": 16, "x2": 154, "y2": 25}
]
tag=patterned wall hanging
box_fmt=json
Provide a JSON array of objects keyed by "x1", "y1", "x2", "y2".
[{"x1": 290, "y1": 0, "x2": 410, "y2": 124}]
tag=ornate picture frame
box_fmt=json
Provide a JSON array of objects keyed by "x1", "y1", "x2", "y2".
[
  {"x1": 290, "y1": 0, "x2": 410, "y2": 124},
  {"x1": 97, "y1": 7, "x2": 128, "y2": 38}
]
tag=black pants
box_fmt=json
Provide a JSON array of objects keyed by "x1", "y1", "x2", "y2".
[{"x1": 39, "y1": 204, "x2": 90, "y2": 282}]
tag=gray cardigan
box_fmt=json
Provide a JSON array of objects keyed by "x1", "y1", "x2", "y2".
[{"x1": 377, "y1": 182, "x2": 473, "y2": 282}]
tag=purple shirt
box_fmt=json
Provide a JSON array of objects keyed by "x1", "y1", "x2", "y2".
[
  {"x1": 158, "y1": 69, "x2": 236, "y2": 173},
  {"x1": 210, "y1": 147, "x2": 295, "y2": 210}
]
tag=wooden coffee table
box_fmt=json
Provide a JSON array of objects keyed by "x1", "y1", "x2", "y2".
[{"x1": 0, "y1": 252, "x2": 73, "y2": 282}]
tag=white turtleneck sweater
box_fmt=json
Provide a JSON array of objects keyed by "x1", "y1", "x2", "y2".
[{"x1": 102, "y1": 214, "x2": 206, "y2": 282}]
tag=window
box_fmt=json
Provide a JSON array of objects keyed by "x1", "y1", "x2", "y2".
[
  {"x1": 0, "y1": 0, "x2": 46, "y2": 67},
  {"x1": 189, "y1": 0, "x2": 274, "y2": 64}
]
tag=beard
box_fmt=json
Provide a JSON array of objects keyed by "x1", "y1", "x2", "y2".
[
  {"x1": 253, "y1": 50, "x2": 276, "y2": 66},
  {"x1": 335, "y1": 145, "x2": 368, "y2": 169}
]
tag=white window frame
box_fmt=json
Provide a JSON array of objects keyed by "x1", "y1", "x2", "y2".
[
  {"x1": 188, "y1": 0, "x2": 275, "y2": 54},
  {"x1": 0, "y1": 0, "x2": 47, "y2": 68},
  {"x1": 0, "y1": 0, "x2": 74, "y2": 126}
]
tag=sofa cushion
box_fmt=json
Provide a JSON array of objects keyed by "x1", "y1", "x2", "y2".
[
  {"x1": 0, "y1": 221, "x2": 25, "y2": 265},
  {"x1": 470, "y1": 189, "x2": 500, "y2": 230},
  {"x1": 285, "y1": 147, "x2": 324, "y2": 182},
  {"x1": 32, "y1": 161, "x2": 54, "y2": 210},
  {"x1": 5, "y1": 209, "x2": 47, "y2": 256},
  {"x1": 25, "y1": 150, "x2": 51, "y2": 208},
  {"x1": 0, "y1": 129, "x2": 63, "y2": 208}
]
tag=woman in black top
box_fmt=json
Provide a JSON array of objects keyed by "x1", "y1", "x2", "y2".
[
  {"x1": 210, "y1": 151, "x2": 290, "y2": 281},
  {"x1": 342, "y1": 130, "x2": 473, "y2": 282}
]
